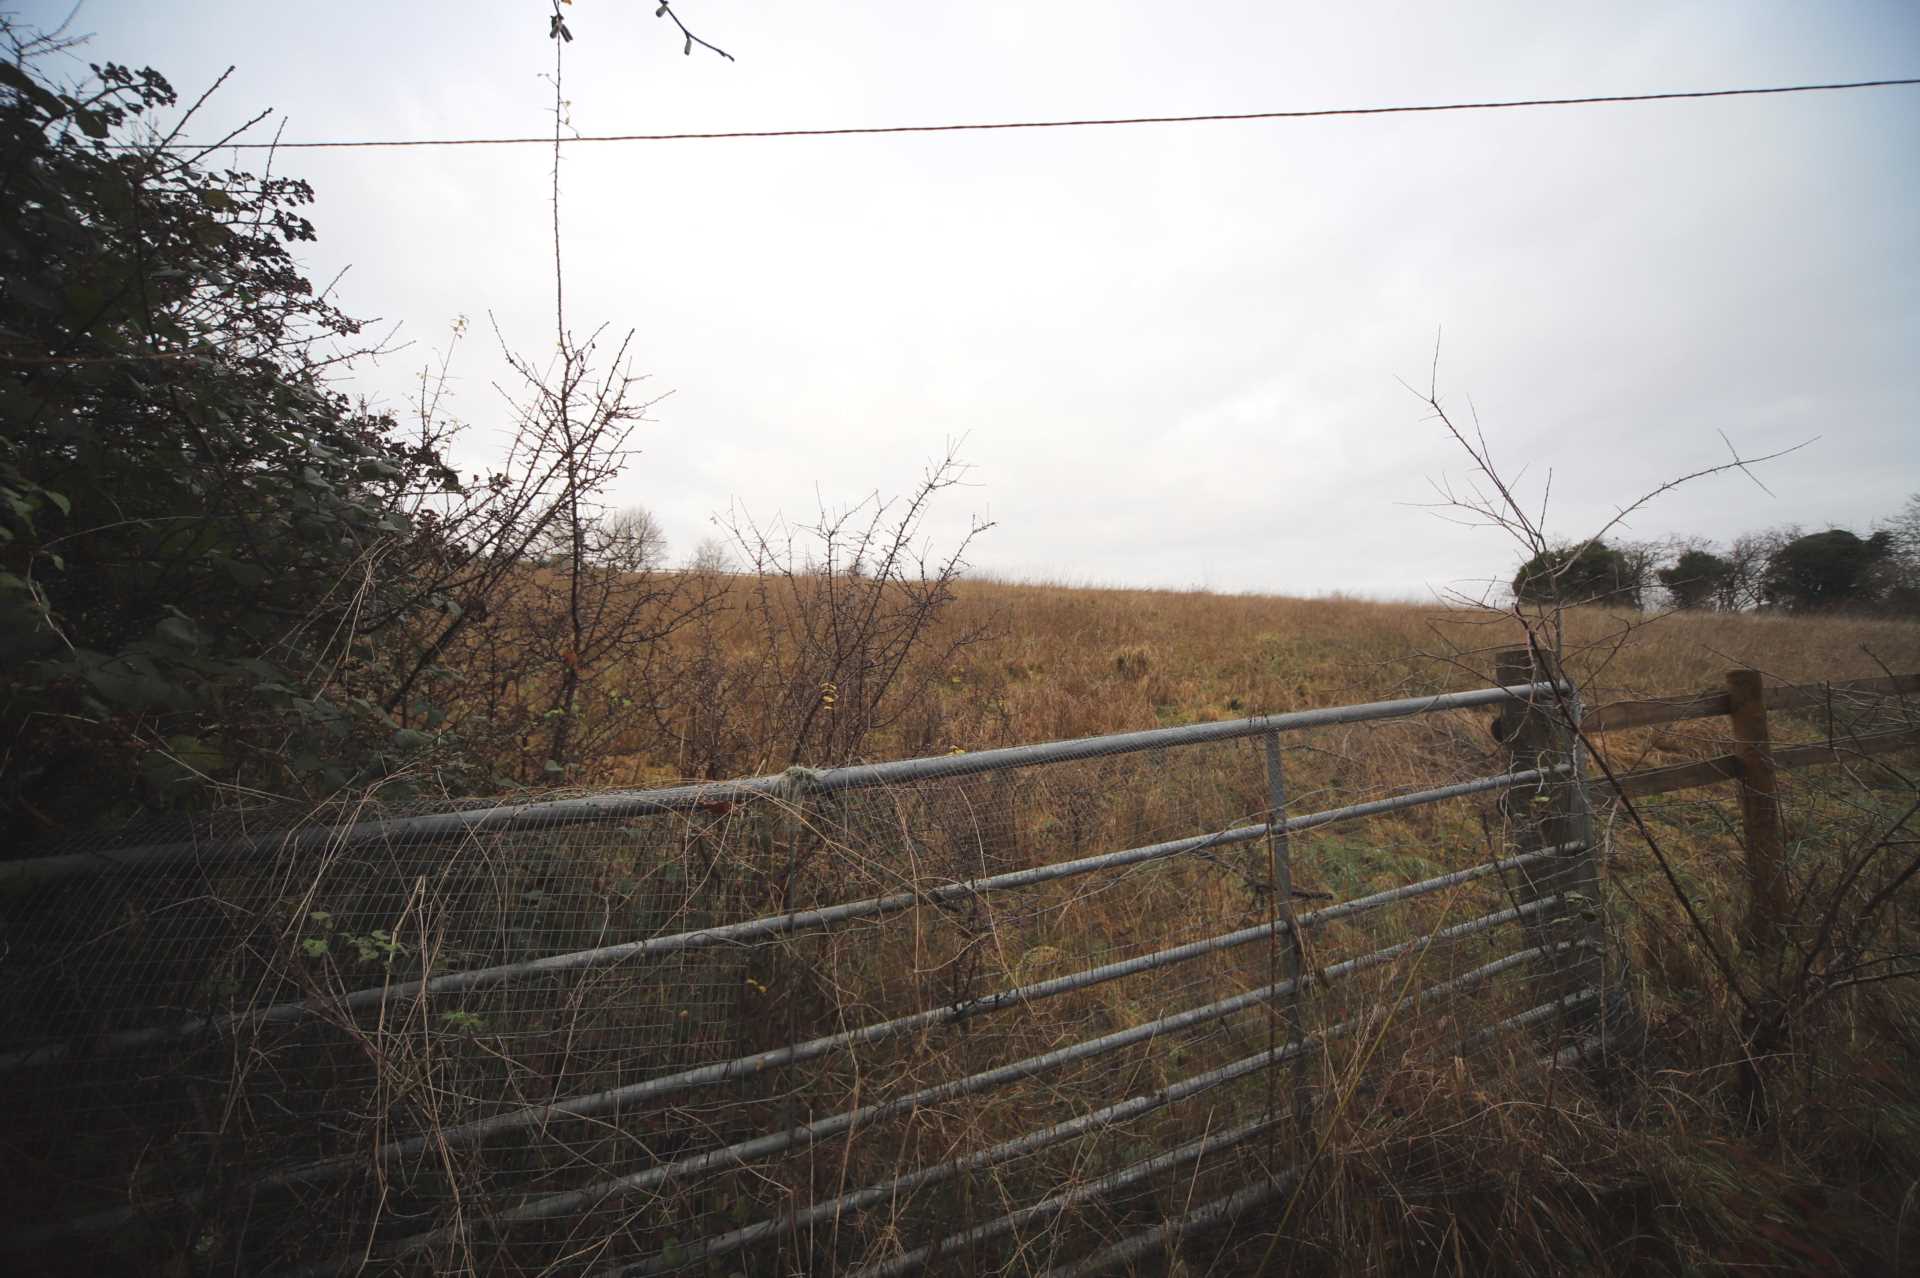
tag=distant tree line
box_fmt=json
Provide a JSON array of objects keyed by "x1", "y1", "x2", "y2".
[{"x1": 1511, "y1": 494, "x2": 1920, "y2": 615}]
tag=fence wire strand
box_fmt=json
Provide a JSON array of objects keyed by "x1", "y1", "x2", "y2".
[{"x1": 0, "y1": 682, "x2": 1604, "y2": 1275}]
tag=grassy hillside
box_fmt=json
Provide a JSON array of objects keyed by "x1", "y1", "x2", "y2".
[
  {"x1": 611, "y1": 580, "x2": 1920, "y2": 1275},
  {"x1": 606, "y1": 577, "x2": 1920, "y2": 784},
  {"x1": 11, "y1": 576, "x2": 1915, "y2": 1275}
]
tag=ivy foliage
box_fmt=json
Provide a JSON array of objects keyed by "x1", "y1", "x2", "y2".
[
  {"x1": 1657, "y1": 549, "x2": 1735, "y2": 611},
  {"x1": 1761, "y1": 529, "x2": 1895, "y2": 613},
  {"x1": 0, "y1": 40, "x2": 467, "y2": 846},
  {"x1": 1511, "y1": 540, "x2": 1643, "y2": 609}
]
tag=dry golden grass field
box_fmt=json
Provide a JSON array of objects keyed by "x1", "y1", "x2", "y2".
[
  {"x1": 549, "y1": 579, "x2": 1920, "y2": 1276},
  {"x1": 19, "y1": 579, "x2": 1917, "y2": 1278},
  {"x1": 604, "y1": 576, "x2": 1920, "y2": 783}
]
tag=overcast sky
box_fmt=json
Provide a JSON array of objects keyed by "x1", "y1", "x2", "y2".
[{"x1": 21, "y1": 1, "x2": 1920, "y2": 598}]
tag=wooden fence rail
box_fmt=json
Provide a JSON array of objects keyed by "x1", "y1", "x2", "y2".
[
  {"x1": 1582, "y1": 668, "x2": 1919, "y2": 947},
  {"x1": 0, "y1": 678, "x2": 1600, "y2": 1277},
  {"x1": 2, "y1": 664, "x2": 1910, "y2": 1273},
  {"x1": 1580, "y1": 672, "x2": 1920, "y2": 736},
  {"x1": 1599, "y1": 728, "x2": 1920, "y2": 801}
]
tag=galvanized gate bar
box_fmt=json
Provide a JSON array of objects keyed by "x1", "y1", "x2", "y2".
[
  {"x1": 255, "y1": 842, "x2": 1581, "y2": 1204},
  {"x1": 595, "y1": 943, "x2": 1572, "y2": 1278},
  {"x1": 0, "y1": 764, "x2": 1569, "y2": 1074},
  {"x1": 576, "y1": 936, "x2": 1566, "y2": 1274},
  {"x1": 813, "y1": 682, "x2": 1561, "y2": 791},
  {"x1": 1038, "y1": 1170, "x2": 1305, "y2": 1278},
  {"x1": 1042, "y1": 985, "x2": 1604, "y2": 1278},
  {"x1": 1, "y1": 682, "x2": 1562, "y2": 884},
  {"x1": 1463, "y1": 985, "x2": 1605, "y2": 1049},
  {"x1": 1262, "y1": 732, "x2": 1311, "y2": 1148},
  {"x1": 0, "y1": 817, "x2": 1254, "y2": 1070},
  {"x1": 20, "y1": 859, "x2": 1584, "y2": 1255},
  {"x1": 1558, "y1": 680, "x2": 1610, "y2": 1031},
  {"x1": 2, "y1": 669, "x2": 1616, "y2": 1277},
  {"x1": 366, "y1": 921, "x2": 1566, "y2": 1266},
  {"x1": 332, "y1": 925, "x2": 1561, "y2": 1276},
  {"x1": 849, "y1": 944, "x2": 1589, "y2": 1278},
  {"x1": 845, "y1": 1110, "x2": 1291, "y2": 1278}
]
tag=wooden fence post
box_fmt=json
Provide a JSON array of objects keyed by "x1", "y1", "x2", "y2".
[
  {"x1": 1726, "y1": 668, "x2": 1787, "y2": 950},
  {"x1": 1495, "y1": 647, "x2": 1605, "y2": 1035}
]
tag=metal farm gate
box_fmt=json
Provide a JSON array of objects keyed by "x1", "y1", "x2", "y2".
[{"x1": 0, "y1": 661, "x2": 1620, "y2": 1275}]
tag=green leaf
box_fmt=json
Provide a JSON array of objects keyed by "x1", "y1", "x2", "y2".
[
  {"x1": 84, "y1": 658, "x2": 185, "y2": 711},
  {"x1": 3, "y1": 491, "x2": 36, "y2": 531},
  {"x1": 42, "y1": 490, "x2": 70, "y2": 516},
  {"x1": 390, "y1": 728, "x2": 434, "y2": 753},
  {"x1": 220, "y1": 559, "x2": 271, "y2": 588},
  {"x1": 165, "y1": 734, "x2": 225, "y2": 776},
  {"x1": 301, "y1": 938, "x2": 330, "y2": 959},
  {"x1": 155, "y1": 616, "x2": 202, "y2": 649},
  {"x1": 0, "y1": 61, "x2": 74, "y2": 116}
]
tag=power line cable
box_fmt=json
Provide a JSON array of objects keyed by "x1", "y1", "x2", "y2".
[{"x1": 126, "y1": 77, "x2": 1920, "y2": 152}]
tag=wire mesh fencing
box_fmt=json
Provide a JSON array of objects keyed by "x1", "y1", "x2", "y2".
[{"x1": 0, "y1": 679, "x2": 1617, "y2": 1276}]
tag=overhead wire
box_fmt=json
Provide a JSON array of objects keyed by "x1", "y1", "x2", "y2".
[{"x1": 116, "y1": 77, "x2": 1920, "y2": 152}]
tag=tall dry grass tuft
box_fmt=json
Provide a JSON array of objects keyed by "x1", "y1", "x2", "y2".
[
  {"x1": 552, "y1": 580, "x2": 1920, "y2": 1273},
  {"x1": 617, "y1": 579, "x2": 1920, "y2": 785},
  {"x1": 9, "y1": 573, "x2": 1917, "y2": 1275}
]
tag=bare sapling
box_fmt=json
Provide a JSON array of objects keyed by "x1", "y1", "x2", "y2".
[
  {"x1": 1414, "y1": 342, "x2": 1919, "y2": 1129},
  {"x1": 656, "y1": 443, "x2": 996, "y2": 778}
]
